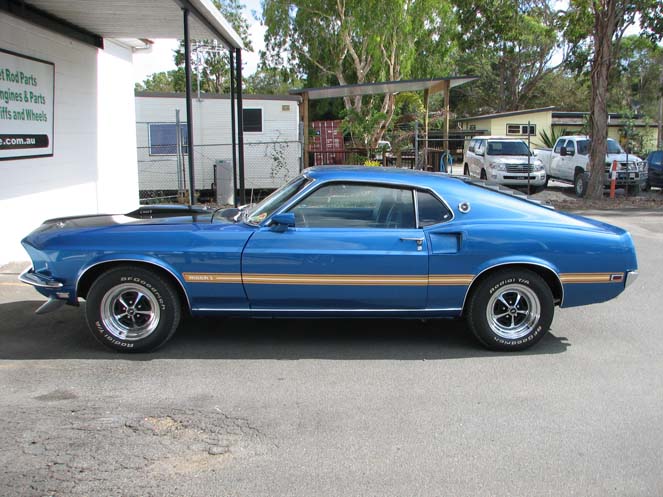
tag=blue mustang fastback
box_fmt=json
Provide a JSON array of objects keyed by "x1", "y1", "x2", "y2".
[{"x1": 20, "y1": 166, "x2": 638, "y2": 352}]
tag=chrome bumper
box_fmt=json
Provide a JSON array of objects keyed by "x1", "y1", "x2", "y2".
[
  {"x1": 625, "y1": 270, "x2": 639, "y2": 288},
  {"x1": 19, "y1": 266, "x2": 63, "y2": 289}
]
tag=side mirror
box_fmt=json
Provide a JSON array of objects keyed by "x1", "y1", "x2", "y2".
[
  {"x1": 269, "y1": 212, "x2": 295, "y2": 232},
  {"x1": 560, "y1": 147, "x2": 567, "y2": 157}
]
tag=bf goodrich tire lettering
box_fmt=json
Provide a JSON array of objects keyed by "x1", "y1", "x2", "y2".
[{"x1": 85, "y1": 266, "x2": 181, "y2": 352}]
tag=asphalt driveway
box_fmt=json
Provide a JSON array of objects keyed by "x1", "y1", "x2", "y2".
[{"x1": 1, "y1": 210, "x2": 662, "y2": 497}]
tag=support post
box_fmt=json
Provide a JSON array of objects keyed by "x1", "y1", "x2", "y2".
[
  {"x1": 302, "y1": 92, "x2": 309, "y2": 170},
  {"x1": 423, "y1": 88, "x2": 430, "y2": 170},
  {"x1": 235, "y1": 48, "x2": 246, "y2": 205},
  {"x1": 229, "y1": 49, "x2": 238, "y2": 206},
  {"x1": 444, "y1": 80, "x2": 450, "y2": 173},
  {"x1": 182, "y1": 8, "x2": 196, "y2": 205}
]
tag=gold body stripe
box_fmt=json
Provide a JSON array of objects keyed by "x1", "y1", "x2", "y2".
[
  {"x1": 182, "y1": 272, "x2": 624, "y2": 286},
  {"x1": 559, "y1": 272, "x2": 624, "y2": 284},
  {"x1": 183, "y1": 272, "x2": 472, "y2": 286}
]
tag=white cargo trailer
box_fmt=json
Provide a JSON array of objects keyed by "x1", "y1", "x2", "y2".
[{"x1": 135, "y1": 92, "x2": 301, "y2": 203}]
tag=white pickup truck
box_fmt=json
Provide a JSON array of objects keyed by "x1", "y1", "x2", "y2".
[{"x1": 535, "y1": 136, "x2": 648, "y2": 197}]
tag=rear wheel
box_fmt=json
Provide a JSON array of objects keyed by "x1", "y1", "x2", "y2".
[
  {"x1": 466, "y1": 269, "x2": 554, "y2": 351},
  {"x1": 85, "y1": 266, "x2": 181, "y2": 352}
]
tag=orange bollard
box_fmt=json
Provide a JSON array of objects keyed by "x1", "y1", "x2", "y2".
[{"x1": 609, "y1": 160, "x2": 618, "y2": 199}]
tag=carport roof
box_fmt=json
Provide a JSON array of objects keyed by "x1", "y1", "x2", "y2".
[
  {"x1": 5, "y1": 0, "x2": 244, "y2": 49},
  {"x1": 289, "y1": 76, "x2": 478, "y2": 100}
]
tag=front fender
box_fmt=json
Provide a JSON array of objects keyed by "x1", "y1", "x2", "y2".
[{"x1": 75, "y1": 253, "x2": 190, "y2": 307}]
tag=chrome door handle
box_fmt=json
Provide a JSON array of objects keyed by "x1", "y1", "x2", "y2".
[{"x1": 400, "y1": 237, "x2": 425, "y2": 251}]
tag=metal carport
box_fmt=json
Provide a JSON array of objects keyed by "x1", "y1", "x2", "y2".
[{"x1": 290, "y1": 76, "x2": 478, "y2": 170}]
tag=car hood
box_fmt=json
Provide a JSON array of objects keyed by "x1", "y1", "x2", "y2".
[
  {"x1": 22, "y1": 211, "x2": 247, "y2": 251},
  {"x1": 605, "y1": 153, "x2": 643, "y2": 163}
]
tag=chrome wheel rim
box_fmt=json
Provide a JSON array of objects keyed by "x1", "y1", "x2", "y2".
[
  {"x1": 100, "y1": 284, "x2": 160, "y2": 341},
  {"x1": 486, "y1": 284, "x2": 540, "y2": 339}
]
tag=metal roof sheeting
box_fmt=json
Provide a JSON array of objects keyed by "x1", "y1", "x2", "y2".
[{"x1": 24, "y1": 0, "x2": 244, "y2": 48}]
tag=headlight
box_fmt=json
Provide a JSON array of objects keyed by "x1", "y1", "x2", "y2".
[
  {"x1": 488, "y1": 162, "x2": 506, "y2": 171},
  {"x1": 532, "y1": 162, "x2": 544, "y2": 171},
  {"x1": 627, "y1": 163, "x2": 638, "y2": 172},
  {"x1": 637, "y1": 161, "x2": 647, "y2": 172}
]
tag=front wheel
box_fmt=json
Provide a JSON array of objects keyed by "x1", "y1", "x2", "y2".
[
  {"x1": 463, "y1": 164, "x2": 470, "y2": 176},
  {"x1": 574, "y1": 171, "x2": 588, "y2": 197},
  {"x1": 85, "y1": 266, "x2": 181, "y2": 352},
  {"x1": 466, "y1": 269, "x2": 554, "y2": 351}
]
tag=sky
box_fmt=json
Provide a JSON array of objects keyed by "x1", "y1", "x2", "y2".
[{"x1": 132, "y1": 0, "x2": 265, "y2": 84}]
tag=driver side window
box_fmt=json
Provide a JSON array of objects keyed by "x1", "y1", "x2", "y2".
[{"x1": 290, "y1": 183, "x2": 416, "y2": 229}]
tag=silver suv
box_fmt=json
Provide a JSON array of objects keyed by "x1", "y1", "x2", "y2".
[{"x1": 463, "y1": 136, "x2": 546, "y2": 192}]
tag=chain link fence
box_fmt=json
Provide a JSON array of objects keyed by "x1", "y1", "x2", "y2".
[{"x1": 137, "y1": 140, "x2": 301, "y2": 206}]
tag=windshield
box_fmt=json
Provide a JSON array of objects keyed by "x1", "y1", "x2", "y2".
[
  {"x1": 487, "y1": 141, "x2": 531, "y2": 156},
  {"x1": 245, "y1": 175, "x2": 310, "y2": 225},
  {"x1": 576, "y1": 139, "x2": 624, "y2": 156}
]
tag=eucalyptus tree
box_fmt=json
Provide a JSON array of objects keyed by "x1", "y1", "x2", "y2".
[
  {"x1": 561, "y1": 0, "x2": 662, "y2": 199},
  {"x1": 262, "y1": 0, "x2": 456, "y2": 147},
  {"x1": 451, "y1": 0, "x2": 563, "y2": 114}
]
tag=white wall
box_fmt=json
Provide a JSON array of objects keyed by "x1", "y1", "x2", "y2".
[
  {"x1": 96, "y1": 40, "x2": 139, "y2": 213},
  {"x1": 135, "y1": 95, "x2": 301, "y2": 192},
  {"x1": 0, "y1": 14, "x2": 138, "y2": 263}
]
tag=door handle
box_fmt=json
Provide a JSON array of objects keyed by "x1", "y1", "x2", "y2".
[{"x1": 400, "y1": 237, "x2": 425, "y2": 251}]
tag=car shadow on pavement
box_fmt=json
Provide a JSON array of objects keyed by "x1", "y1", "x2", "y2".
[{"x1": 0, "y1": 301, "x2": 570, "y2": 360}]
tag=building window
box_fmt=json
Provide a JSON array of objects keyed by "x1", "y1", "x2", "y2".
[
  {"x1": 469, "y1": 124, "x2": 476, "y2": 131},
  {"x1": 148, "y1": 123, "x2": 188, "y2": 155},
  {"x1": 506, "y1": 123, "x2": 536, "y2": 136},
  {"x1": 243, "y1": 108, "x2": 262, "y2": 132}
]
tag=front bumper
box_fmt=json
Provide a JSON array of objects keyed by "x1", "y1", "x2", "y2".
[
  {"x1": 602, "y1": 170, "x2": 647, "y2": 186},
  {"x1": 19, "y1": 266, "x2": 63, "y2": 288},
  {"x1": 19, "y1": 266, "x2": 71, "y2": 314},
  {"x1": 488, "y1": 170, "x2": 546, "y2": 187}
]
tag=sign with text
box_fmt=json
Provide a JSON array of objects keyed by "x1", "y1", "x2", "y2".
[{"x1": 0, "y1": 48, "x2": 54, "y2": 160}]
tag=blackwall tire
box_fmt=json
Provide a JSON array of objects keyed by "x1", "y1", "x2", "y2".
[
  {"x1": 464, "y1": 164, "x2": 470, "y2": 176},
  {"x1": 85, "y1": 266, "x2": 181, "y2": 352},
  {"x1": 574, "y1": 172, "x2": 588, "y2": 197},
  {"x1": 466, "y1": 269, "x2": 554, "y2": 351}
]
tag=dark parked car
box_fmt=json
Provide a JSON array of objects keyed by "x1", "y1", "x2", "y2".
[{"x1": 645, "y1": 150, "x2": 663, "y2": 189}]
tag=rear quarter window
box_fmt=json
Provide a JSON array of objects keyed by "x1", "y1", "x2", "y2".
[{"x1": 417, "y1": 190, "x2": 452, "y2": 226}]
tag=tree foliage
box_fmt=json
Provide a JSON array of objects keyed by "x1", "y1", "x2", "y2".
[
  {"x1": 452, "y1": 0, "x2": 563, "y2": 114},
  {"x1": 262, "y1": 0, "x2": 456, "y2": 147}
]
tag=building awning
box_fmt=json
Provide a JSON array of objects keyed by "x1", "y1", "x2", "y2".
[
  {"x1": 2, "y1": 0, "x2": 244, "y2": 48},
  {"x1": 290, "y1": 76, "x2": 478, "y2": 100}
]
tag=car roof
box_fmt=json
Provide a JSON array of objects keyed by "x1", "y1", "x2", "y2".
[
  {"x1": 303, "y1": 165, "x2": 461, "y2": 189},
  {"x1": 472, "y1": 136, "x2": 527, "y2": 141}
]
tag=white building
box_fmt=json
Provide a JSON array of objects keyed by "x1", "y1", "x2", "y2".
[
  {"x1": 0, "y1": 0, "x2": 243, "y2": 264},
  {"x1": 135, "y1": 92, "x2": 301, "y2": 203}
]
